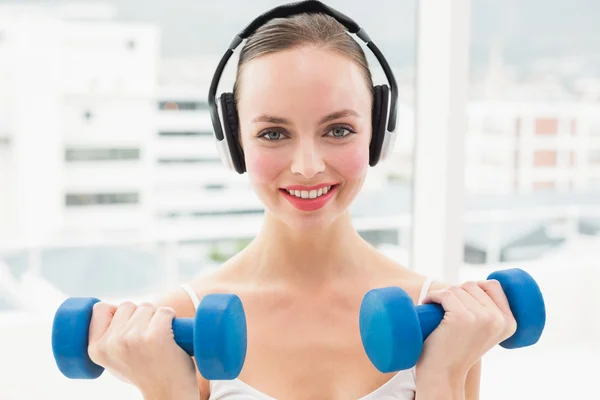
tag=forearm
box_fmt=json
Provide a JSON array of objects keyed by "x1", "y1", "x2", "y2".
[
  {"x1": 415, "y1": 365, "x2": 466, "y2": 400},
  {"x1": 141, "y1": 386, "x2": 199, "y2": 400}
]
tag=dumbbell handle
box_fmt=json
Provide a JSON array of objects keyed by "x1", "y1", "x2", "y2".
[
  {"x1": 172, "y1": 319, "x2": 194, "y2": 356},
  {"x1": 416, "y1": 304, "x2": 446, "y2": 342}
]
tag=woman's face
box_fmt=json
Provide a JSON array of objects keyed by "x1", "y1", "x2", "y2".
[{"x1": 237, "y1": 46, "x2": 373, "y2": 231}]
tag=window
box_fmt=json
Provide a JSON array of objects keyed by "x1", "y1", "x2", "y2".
[
  {"x1": 535, "y1": 118, "x2": 558, "y2": 135},
  {"x1": 65, "y1": 192, "x2": 139, "y2": 206},
  {"x1": 205, "y1": 184, "x2": 226, "y2": 191},
  {"x1": 158, "y1": 101, "x2": 208, "y2": 111},
  {"x1": 158, "y1": 131, "x2": 213, "y2": 137},
  {"x1": 157, "y1": 157, "x2": 220, "y2": 164},
  {"x1": 158, "y1": 208, "x2": 264, "y2": 219},
  {"x1": 533, "y1": 150, "x2": 557, "y2": 167},
  {"x1": 83, "y1": 110, "x2": 93, "y2": 121},
  {"x1": 65, "y1": 148, "x2": 140, "y2": 161}
]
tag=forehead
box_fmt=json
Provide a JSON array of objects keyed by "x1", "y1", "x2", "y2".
[{"x1": 237, "y1": 46, "x2": 372, "y2": 117}]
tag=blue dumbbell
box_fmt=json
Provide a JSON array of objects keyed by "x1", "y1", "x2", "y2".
[
  {"x1": 359, "y1": 268, "x2": 546, "y2": 373},
  {"x1": 52, "y1": 294, "x2": 247, "y2": 380}
]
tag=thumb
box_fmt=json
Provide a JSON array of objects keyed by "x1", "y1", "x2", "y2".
[{"x1": 421, "y1": 289, "x2": 466, "y2": 313}]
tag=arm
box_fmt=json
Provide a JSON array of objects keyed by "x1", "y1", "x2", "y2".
[
  {"x1": 154, "y1": 287, "x2": 211, "y2": 400},
  {"x1": 415, "y1": 280, "x2": 483, "y2": 400},
  {"x1": 415, "y1": 359, "x2": 481, "y2": 400},
  {"x1": 465, "y1": 359, "x2": 481, "y2": 400}
]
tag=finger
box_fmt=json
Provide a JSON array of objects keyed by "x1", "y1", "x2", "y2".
[
  {"x1": 106, "y1": 302, "x2": 137, "y2": 334},
  {"x1": 479, "y1": 279, "x2": 513, "y2": 318},
  {"x1": 123, "y1": 302, "x2": 156, "y2": 334},
  {"x1": 461, "y1": 281, "x2": 497, "y2": 309},
  {"x1": 89, "y1": 302, "x2": 117, "y2": 344},
  {"x1": 447, "y1": 285, "x2": 482, "y2": 312},
  {"x1": 148, "y1": 306, "x2": 176, "y2": 336},
  {"x1": 422, "y1": 288, "x2": 468, "y2": 313}
]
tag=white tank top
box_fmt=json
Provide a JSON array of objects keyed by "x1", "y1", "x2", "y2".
[{"x1": 181, "y1": 278, "x2": 434, "y2": 400}]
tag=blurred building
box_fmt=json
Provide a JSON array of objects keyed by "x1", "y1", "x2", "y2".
[
  {"x1": 153, "y1": 85, "x2": 263, "y2": 225},
  {"x1": 0, "y1": 2, "x2": 407, "y2": 249},
  {"x1": 466, "y1": 101, "x2": 600, "y2": 194},
  {"x1": 0, "y1": 3, "x2": 159, "y2": 244},
  {"x1": 1, "y1": 2, "x2": 600, "y2": 270}
]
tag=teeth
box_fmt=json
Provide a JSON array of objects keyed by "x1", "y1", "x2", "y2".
[{"x1": 286, "y1": 186, "x2": 333, "y2": 199}]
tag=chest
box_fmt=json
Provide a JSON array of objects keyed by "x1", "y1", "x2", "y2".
[{"x1": 234, "y1": 295, "x2": 402, "y2": 400}]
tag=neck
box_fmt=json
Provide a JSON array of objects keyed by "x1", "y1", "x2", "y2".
[{"x1": 243, "y1": 210, "x2": 372, "y2": 287}]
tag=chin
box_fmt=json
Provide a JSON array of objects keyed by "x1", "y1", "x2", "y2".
[{"x1": 282, "y1": 212, "x2": 339, "y2": 232}]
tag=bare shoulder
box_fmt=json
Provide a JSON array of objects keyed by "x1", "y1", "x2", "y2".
[
  {"x1": 153, "y1": 264, "x2": 233, "y2": 317},
  {"x1": 370, "y1": 249, "x2": 449, "y2": 303}
]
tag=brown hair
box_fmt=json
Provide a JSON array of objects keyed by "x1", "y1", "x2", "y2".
[{"x1": 233, "y1": 13, "x2": 374, "y2": 103}]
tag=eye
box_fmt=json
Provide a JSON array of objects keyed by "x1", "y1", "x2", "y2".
[
  {"x1": 258, "y1": 129, "x2": 287, "y2": 141},
  {"x1": 326, "y1": 125, "x2": 355, "y2": 138}
]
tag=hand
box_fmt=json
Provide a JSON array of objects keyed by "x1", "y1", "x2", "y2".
[
  {"x1": 87, "y1": 302, "x2": 199, "y2": 399},
  {"x1": 418, "y1": 280, "x2": 517, "y2": 376}
]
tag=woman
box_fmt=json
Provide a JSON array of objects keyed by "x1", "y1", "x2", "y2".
[{"x1": 86, "y1": 8, "x2": 517, "y2": 400}]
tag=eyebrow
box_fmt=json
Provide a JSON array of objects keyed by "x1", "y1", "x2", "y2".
[{"x1": 251, "y1": 109, "x2": 360, "y2": 126}]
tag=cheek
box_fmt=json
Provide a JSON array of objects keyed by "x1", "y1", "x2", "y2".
[
  {"x1": 245, "y1": 146, "x2": 285, "y2": 184},
  {"x1": 329, "y1": 142, "x2": 370, "y2": 181}
]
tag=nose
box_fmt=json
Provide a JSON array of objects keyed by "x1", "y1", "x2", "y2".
[{"x1": 289, "y1": 137, "x2": 325, "y2": 179}]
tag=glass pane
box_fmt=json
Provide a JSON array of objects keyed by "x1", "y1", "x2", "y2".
[
  {"x1": 463, "y1": 1, "x2": 599, "y2": 397},
  {"x1": 0, "y1": 1, "x2": 416, "y2": 398}
]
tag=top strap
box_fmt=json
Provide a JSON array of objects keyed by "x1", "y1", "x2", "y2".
[
  {"x1": 181, "y1": 283, "x2": 200, "y2": 310},
  {"x1": 417, "y1": 278, "x2": 434, "y2": 305}
]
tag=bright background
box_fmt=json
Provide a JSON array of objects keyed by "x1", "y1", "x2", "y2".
[{"x1": 0, "y1": 0, "x2": 598, "y2": 399}]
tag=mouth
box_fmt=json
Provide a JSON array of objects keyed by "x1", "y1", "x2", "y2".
[
  {"x1": 278, "y1": 184, "x2": 340, "y2": 212},
  {"x1": 280, "y1": 184, "x2": 338, "y2": 199}
]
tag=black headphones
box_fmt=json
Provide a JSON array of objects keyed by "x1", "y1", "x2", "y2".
[{"x1": 208, "y1": 0, "x2": 398, "y2": 174}]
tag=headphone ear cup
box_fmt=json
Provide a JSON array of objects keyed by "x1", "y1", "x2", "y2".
[
  {"x1": 369, "y1": 85, "x2": 387, "y2": 166},
  {"x1": 220, "y1": 93, "x2": 246, "y2": 174},
  {"x1": 377, "y1": 85, "x2": 393, "y2": 162}
]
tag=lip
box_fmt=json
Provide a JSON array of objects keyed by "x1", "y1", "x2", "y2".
[
  {"x1": 282, "y1": 182, "x2": 338, "y2": 191},
  {"x1": 279, "y1": 184, "x2": 338, "y2": 212}
]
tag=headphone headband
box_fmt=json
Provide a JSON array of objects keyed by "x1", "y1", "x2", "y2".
[
  {"x1": 238, "y1": 0, "x2": 360, "y2": 38},
  {"x1": 208, "y1": 0, "x2": 398, "y2": 143}
]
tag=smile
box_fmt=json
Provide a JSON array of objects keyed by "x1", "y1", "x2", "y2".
[
  {"x1": 279, "y1": 184, "x2": 339, "y2": 212},
  {"x1": 284, "y1": 185, "x2": 333, "y2": 199}
]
